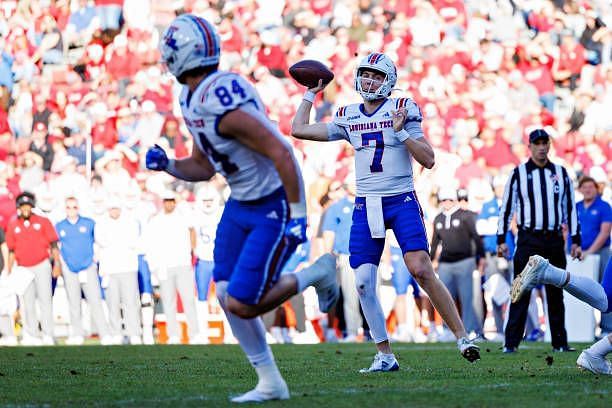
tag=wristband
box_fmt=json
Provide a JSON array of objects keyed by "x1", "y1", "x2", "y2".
[
  {"x1": 289, "y1": 202, "x2": 307, "y2": 219},
  {"x1": 303, "y1": 91, "x2": 316, "y2": 104},
  {"x1": 395, "y1": 129, "x2": 411, "y2": 142},
  {"x1": 166, "y1": 159, "x2": 177, "y2": 175}
]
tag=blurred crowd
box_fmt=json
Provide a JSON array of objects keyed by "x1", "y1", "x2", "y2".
[{"x1": 0, "y1": 0, "x2": 610, "y2": 345}]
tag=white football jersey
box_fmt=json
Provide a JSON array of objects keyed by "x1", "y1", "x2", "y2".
[
  {"x1": 180, "y1": 71, "x2": 301, "y2": 201},
  {"x1": 194, "y1": 210, "x2": 221, "y2": 261},
  {"x1": 328, "y1": 98, "x2": 423, "y2": 196}
]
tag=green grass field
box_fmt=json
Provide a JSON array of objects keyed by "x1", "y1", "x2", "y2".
[{"x1": 0, "y1": 342, "x2": 609, "y2": 407}]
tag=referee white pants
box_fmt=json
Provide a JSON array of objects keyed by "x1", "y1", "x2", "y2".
[
  {"x1": 158, "y1": 265, "x2": 200, "y2": 339},
  {"x1": 338, "y1": 254, "x2": 362, "y2": 337},
  {"x1": 105, "y1": 271, "x2": 142, "y2": 337},
  {"x1": 62, "y1": 261, "x2": 110, "y2": 338},
  {"x1": 21, "y1": 260, "x2": 54, "y2": 339}
]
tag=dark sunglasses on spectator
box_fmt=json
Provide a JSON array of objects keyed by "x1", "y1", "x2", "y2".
[{"x1": 66, "y1": 206, "x2": 78, "y2": 209}]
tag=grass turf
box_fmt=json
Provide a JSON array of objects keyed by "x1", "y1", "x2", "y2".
[{"x1": 0, "y1": 342, "x2": 609, "y2": 407}]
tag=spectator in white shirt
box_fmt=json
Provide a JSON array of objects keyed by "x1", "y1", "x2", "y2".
[
  {"x1": 144, "y1": 190, "x2": 205, "y2": 344},
  {"x1": 95, "y1": 196, "x2": 142, "y2": 345}
]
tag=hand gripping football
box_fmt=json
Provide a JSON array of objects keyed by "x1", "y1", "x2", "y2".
[{"x1": 289, "y1": 60, "x2": 334, "y2": 88}]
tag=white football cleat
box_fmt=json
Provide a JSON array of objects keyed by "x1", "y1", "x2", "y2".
[
  {"x1": 511, "y1": 255, "x2": 549, "y2": 303},
  {"x1": 577, "y1": 350, "x2": 612, "y2": 375},
  {"x1": 309, "y1": 253, "x2": 339, "y2": 313},
  {"x1": 457, "y1": 337, "x2": 480, "y2": 363},
  {"x1": 359, "y1": 352, "x2": 399, "y2": 373},
  {"x1": 230, "y1": 382, "x2": 290, "y2": 403}
]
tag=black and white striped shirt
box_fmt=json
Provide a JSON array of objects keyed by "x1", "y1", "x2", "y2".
[{"x1": 497, "y1": 159, "x2": 581, "y2": 246}]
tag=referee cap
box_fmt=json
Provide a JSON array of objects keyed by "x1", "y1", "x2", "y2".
[{"x1": 528, "y1": 129, "x2": 550, "y2": 143}]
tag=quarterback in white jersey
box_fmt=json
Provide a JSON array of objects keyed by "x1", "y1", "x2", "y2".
[
  {"x1": 146, "y1": 14, "x2": 338, "y2": 403},
  {"x1": 292, "y1": 52, "x2": 480, "y2": 370}
]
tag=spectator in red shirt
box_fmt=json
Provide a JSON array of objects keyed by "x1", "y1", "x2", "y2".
[
  {"x1": 5, "y1": 192, "x2": 61, "y2": 346},
  {"x1": 554, "y1": 31, "x2": 586, "y2": 90}
]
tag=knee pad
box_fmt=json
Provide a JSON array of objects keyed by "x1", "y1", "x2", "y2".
[{"x1": 354, "y1": 264, "x2": 378, "y2": 298}]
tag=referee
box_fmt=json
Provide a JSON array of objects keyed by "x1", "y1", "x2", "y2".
[{"x1": 497, "y1": 129, "x2": 582, "y2": 353}]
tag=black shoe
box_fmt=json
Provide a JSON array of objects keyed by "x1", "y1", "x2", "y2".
[
  {"x1": 552, "y1": 346, "x2": 576, "y2": 352},
  {"x1": 503, "y1": 346, "x2": 517, "y2": 353}
]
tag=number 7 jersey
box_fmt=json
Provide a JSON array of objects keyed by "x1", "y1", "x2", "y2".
[
  {"x1": 328, "y1": 98, "x2": 424, "y2": 196},
  {"x1": 179, "y1": 71, "x2": 293, "y2": 201}
]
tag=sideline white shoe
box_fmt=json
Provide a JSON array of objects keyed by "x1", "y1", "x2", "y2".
[
  {"x1": 230, "y1": 382, "x2": 290, "y2": 403},
  {"x1": 511, "y1": 255, "x2": 549, "y2": 303},
  {"x1": 359, "y1": 352, "x2": 399, "y2": 373},
  {"x1": 577, "y1": 350, "x2": 612, "y2": 375},
  {"x1": 309, "y1": 254, "x2": 339, "y2": 313},
  {"x1": 0, "y1": 336, "x2": 18, "y2": 346},
  {"x1": 65, "y1": 336, "x2": 84, "y2": 346}
]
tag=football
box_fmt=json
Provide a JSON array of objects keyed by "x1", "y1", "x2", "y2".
[{"x1": 289, "y1": 60, "x2": 334, "y2": 88}]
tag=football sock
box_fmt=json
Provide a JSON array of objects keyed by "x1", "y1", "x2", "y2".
[
  {"x1": 355, "y1": 263, "x2": 388, "y2": 344},
  {"x1": 215, "y1": 281, "x2": 283, "y2": 388},
  {"x1": 564, "y1": 274, "x2": 608, "y2": 312},
  {"x1": 542, "y1": 263, "x2": 568, "y2": 287},
  {"x1": 295, "y1": 254, "x2": 333, "y2": 292},
  {"x1": 587, "y1": 335, "x2": 612, "y2": 358}
]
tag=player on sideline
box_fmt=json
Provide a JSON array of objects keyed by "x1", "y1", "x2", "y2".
[
  {"x1": 147, "y1": 15, "x2": 338, "y2": 403},
  {"x1": 291, "y1": 52, "x2": 480, "y2": 372},
  {"x1": 512, "y1": 256, "x2": 612, "y2": 375}
]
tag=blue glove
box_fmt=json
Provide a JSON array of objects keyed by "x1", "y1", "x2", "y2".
[
  {"x1": 146, "y1": 144, "x2": 169, "y2": 171},
  {"x1": 285, "y1": 217, "x2": 307, "y2": 247}
]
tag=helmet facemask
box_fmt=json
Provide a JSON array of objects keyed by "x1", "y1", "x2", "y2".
[{"x1": 354, "y1": 53, "x2": 398, "y2": 101}]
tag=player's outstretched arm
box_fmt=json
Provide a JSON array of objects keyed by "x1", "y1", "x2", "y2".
[
  {"x1": 218, "y1": 109, "x2": 303, "y2": 208},
  {"x1": 291, "y1": 81, "x2": 330, "y2": 142},
  {"x1": 146, "y1": 144, "x2": 216, "y2": 182}
]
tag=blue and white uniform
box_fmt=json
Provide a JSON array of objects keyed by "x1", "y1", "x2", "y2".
[
  {"x1": 327, "y1": 97, "x2": 428, "y2": 268},
  {"x1": 180, "y1": 71, "x2": 305, "y2": 304},
  {"x1": 194, "y1": 208, "x2": 221, "y2": 301}
]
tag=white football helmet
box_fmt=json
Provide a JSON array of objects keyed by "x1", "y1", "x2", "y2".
[
  {"x1": 160, "y1": 14, "x2": 221, "y2": 79},
  {"x1": 354, "y1": 53, "x2": 397, "y2": 101}
]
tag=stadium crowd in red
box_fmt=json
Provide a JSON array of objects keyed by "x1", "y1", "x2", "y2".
[{"x1": 0, "y1": 0, "x2": 609, "y2": 225}]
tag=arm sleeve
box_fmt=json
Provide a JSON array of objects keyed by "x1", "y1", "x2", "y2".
[{"x1": 497, "y1": 169, "x2": 518, "y2": 245}]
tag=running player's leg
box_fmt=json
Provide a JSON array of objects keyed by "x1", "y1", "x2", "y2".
[
  {"x1": 512, "y1": 256, "x2": 610, "y2": 313},
  {"x1": 349, "y1": 200, "x2": 397, "y2": 372},
  {"x1": 391, "y1": 191, "x2": 479, "y2": 361},
  {"x1": 213, "y1": 200, "x2": 288, "y2": 402}
]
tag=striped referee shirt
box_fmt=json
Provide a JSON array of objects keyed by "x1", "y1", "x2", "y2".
[{"x1": 497, "y1": 159, "x2": 581, "y2": 246}]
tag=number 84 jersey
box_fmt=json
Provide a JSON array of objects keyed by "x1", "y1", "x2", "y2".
[
  {"x1": 179, "y1": 71, "x2": 285, "y2": 201},
  {"x1": 328, "y1": 98, "x2": 423, "y2": 196}
]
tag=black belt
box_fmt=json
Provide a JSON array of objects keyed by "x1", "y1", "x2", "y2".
[{"x1": 518, "y1": 228, "x2": 562, "y2": 238}]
